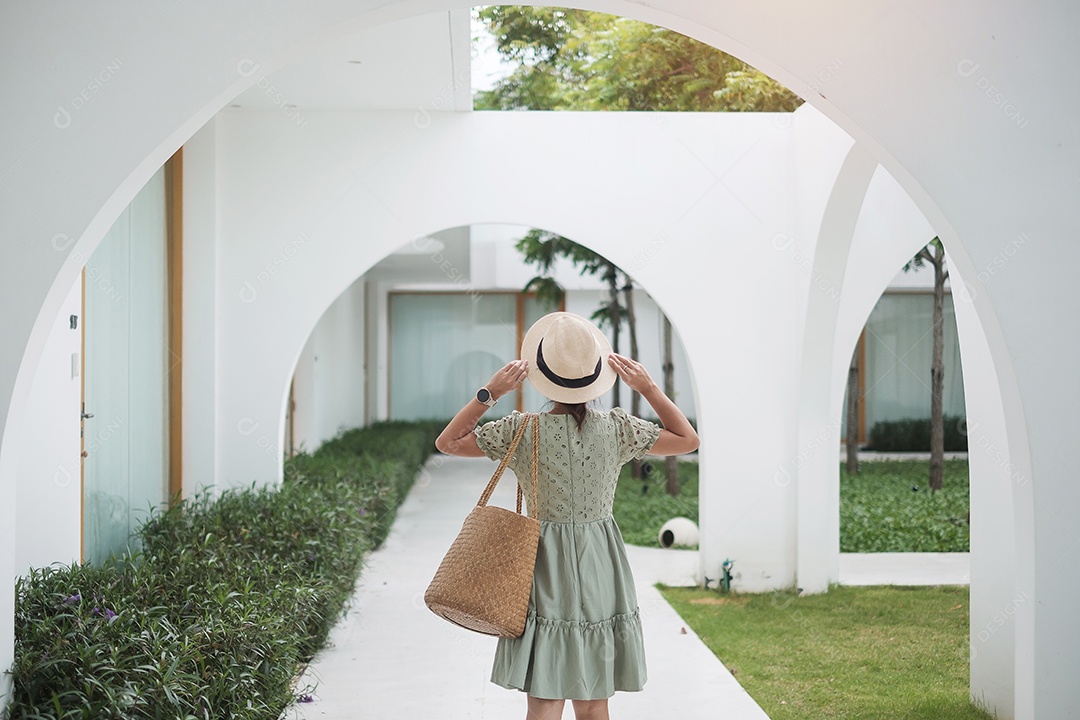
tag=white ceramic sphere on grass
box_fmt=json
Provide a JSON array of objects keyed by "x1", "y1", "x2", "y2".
[{"x1": 658, "y1": 517, "x2": 699, "y2": 549}]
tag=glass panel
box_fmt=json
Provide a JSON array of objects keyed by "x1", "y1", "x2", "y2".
[
  {"x1": 857, "y1": 293, "x2": 966, "y2": 435},
  {"x1": 83, "y1": 166, "x2": 169, "y2": 564},
  {"x1": 390, "y1": 293, "x2": 518, "y2": 420}
]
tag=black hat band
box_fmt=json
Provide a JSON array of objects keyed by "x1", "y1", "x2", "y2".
[{"x1": 536, "y1": 338, "x2": 602, "y2": 389}]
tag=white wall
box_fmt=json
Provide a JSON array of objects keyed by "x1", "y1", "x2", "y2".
[
  {"x1": 290, "y1": 335, "x2": 315, "y2": 454},
  {"x1": 210, "y1": 108, "x2": 810, "y2": 600},
  {"x1": 182, "y1": 120, "x2": 220, "y2": 497},
  {"x1": 15, "y1": 276, "x2": 83, "y2": 572},
  {"x1": 289, "y1": 276, "x2": 367, "y2": 453}
]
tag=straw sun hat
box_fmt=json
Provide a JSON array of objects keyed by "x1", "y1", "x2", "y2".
[{"x1": 520, "y1": 312, "x2": 617, "y2": 404}]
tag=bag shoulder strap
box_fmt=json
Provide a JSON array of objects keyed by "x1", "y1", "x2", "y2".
[{"x1": 477, "y1": 413, "x2": 531, "y2": 509}]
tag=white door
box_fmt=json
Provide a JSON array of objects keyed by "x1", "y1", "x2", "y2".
[{"x1": 82, "y1": 166, "x2": 170, "y2": 565}]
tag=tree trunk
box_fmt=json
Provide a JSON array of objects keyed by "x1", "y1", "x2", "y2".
[
  {"x1": 624, "y1": 280, "x2": 644, "y2": 479},
  {"x1": 624, "y1": 280, "x2": 640, "y2": 416},
  {"x1": 606, "y1": 265, "x2": 621, "y2": 409},
  {"x1": 845, "y1": 340, "x2": 860, "y2": 475},
  {"x1": 663, "y1": 314, "x2": 680, "y2": 496},
  {"x1": 929, "y1": 243, "x2": 947, "y2": 494}
]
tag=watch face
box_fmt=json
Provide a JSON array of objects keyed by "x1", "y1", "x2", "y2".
[{"x1": 477, "y1": 388, "x2": 491, "y2": 403}]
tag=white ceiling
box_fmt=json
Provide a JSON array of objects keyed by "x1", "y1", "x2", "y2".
[
  {"x1": 365, "y1": 226, "x2": 470, "y2": 283},
  {"x1": 230, "y1": 10, "x2": 472, "y2": 111}
]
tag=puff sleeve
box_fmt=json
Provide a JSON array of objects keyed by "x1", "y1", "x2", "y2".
[
  {"x1": 610, "y1": 407, "x2": 661, "y2": 464},
  {"x1": 473, "y1": 411, "x2": 525, "y2": 462}
]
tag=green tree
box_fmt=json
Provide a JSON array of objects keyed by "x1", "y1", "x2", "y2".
[
  {"x1": 904, "y1": 237, "x2": 949, "y2": 494},
  {"x1": 845, "y1": 343, "x2": 860, "y2": 475},
  {"x1": 662, "y1": 315, "x2": 680, "y2": 496},
  {"x1": 474, "y1": 6, "x2": 802, "y2": 112}
]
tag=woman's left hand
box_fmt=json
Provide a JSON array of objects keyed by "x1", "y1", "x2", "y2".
[
  {"x1": 608, "y1": 353, "x2": 657, "y2": 395},
  {"x1": 485, "y1": 359, "x2": 529, "y2": 400}
]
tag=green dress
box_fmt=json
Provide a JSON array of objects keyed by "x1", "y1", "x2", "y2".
[{"x1": 473, "y1": 407, "x2": 661, "y2": 701}]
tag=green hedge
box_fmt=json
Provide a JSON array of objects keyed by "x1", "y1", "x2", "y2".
[
  {"x1": 866, "y1": 415, "x2": 969, "y2": 452},
  {"x1": 6, "y1": 421, "x2": 439, "y2": 720}
]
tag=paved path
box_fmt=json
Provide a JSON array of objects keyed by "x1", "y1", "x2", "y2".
[
  {"x1": 286, "y1": 455, "x2": 769, "y2": 719},
  {"x1": 839, "y1": 552, "x2": 969, "y2": 586}
]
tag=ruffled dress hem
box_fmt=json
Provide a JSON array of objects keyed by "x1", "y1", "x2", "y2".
[{"x1": 490, "y1": 607, "x2": 647, "y2": 700}]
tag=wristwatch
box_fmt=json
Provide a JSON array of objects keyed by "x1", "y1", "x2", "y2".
[{"x1": 476, "y1": 387, "x2": 498, "y2": 407}]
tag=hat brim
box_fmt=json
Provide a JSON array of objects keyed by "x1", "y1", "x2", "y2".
[{"x1": 520, "y1": 312, "x2": 617, "y2": 404}]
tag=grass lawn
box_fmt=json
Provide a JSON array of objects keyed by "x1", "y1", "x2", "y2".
[
  {"x1": 614, "y1": 459, "x2": 971, "y2": 553},
  {"x1": 613, "y1": 459, "x2": 699, "y2": 547},
  {"x1": 660, "y1": 584, "x2": 993, "y2": 720}
]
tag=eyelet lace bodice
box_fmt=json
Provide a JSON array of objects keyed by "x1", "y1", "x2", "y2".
[{"x1": 474, "y1": 408, "x2": 660, "y2": 523}]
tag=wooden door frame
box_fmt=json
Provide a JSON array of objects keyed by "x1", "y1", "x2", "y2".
[{"x1": 165, "y1": 148, "x2": 184, "y2": 505}]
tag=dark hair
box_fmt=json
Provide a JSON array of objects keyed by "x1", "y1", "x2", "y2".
[
  {"x1": 546, "y1": 401, "x2": 591, "y2": 431},
  {"x1": 564, "y1": 402, "x2": 587, "y2": 431}
]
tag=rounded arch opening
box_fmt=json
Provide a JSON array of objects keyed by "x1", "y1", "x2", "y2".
[
  {"x1": 282, "y1": 222, "x2": 704, "y2": 556},
  {"x1": 283, "y1": 221, "x2": 700, "y2": 438}
]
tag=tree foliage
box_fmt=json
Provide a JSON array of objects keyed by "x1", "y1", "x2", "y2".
[
  {"x1": 516, "y1": 229, "x2": 628, "y2": 332},
  {"x1": 475, "y1": 6, "x2": 802, "y2": 112}
]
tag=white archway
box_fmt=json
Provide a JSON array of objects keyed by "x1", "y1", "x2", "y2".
[
  {"x1": 206, "y1": 107, "x2": 854, "y2": 607},
  {"x1": 3, "y1": 3, "x2": 1074, "y2": 716}
]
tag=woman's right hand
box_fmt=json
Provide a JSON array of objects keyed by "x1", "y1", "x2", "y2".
[
  {"x1": 485, "y1": 359, "x2": 529, "y2": 400},
  {"x1": 609, "y1": 353, "x2": 699, "y2": 455},
  {"x1": 607, "y1": 353, "x2": 658, "y2": 395}
]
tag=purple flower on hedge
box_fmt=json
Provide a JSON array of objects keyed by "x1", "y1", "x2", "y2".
[
  {"x1": 63, "y1": 594, "x2": 81, "y2": 605},
  {"x1": 105, "y1": 608, "x2": 117, "y2": 621},
  {"x1": 358, "y1": 508, "x2": 367, "y2": 516},
  {"x1": 298, "y1": 694, "x2": 314, "y2": 703}
]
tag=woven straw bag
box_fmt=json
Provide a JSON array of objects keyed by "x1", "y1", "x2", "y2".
[{"x1": 425, "y1": 414, "x2": 540, "y2": 638}]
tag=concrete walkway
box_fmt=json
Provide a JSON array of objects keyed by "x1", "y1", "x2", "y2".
[
  {"x1": 285, "y1": 455, "x2": 769, "y2": 719},
  {"x1": 839, "y1": 552, "x2": 969, "y2": 586}
]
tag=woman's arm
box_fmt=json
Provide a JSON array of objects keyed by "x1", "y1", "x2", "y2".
[
  {"x1": 434, "y1": 359, "x2": 529, "y2": 457},
  {"x1": 608, "y1": 353, "x2": 700, "y2": 456}
]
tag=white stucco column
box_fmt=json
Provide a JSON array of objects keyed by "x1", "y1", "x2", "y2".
[
  {"x1": 793, "y1": 143, "x2": 877, "y2": 593},
  {"x1": 952, "y1": 280, "x2": 1018, "y2": 718}
]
